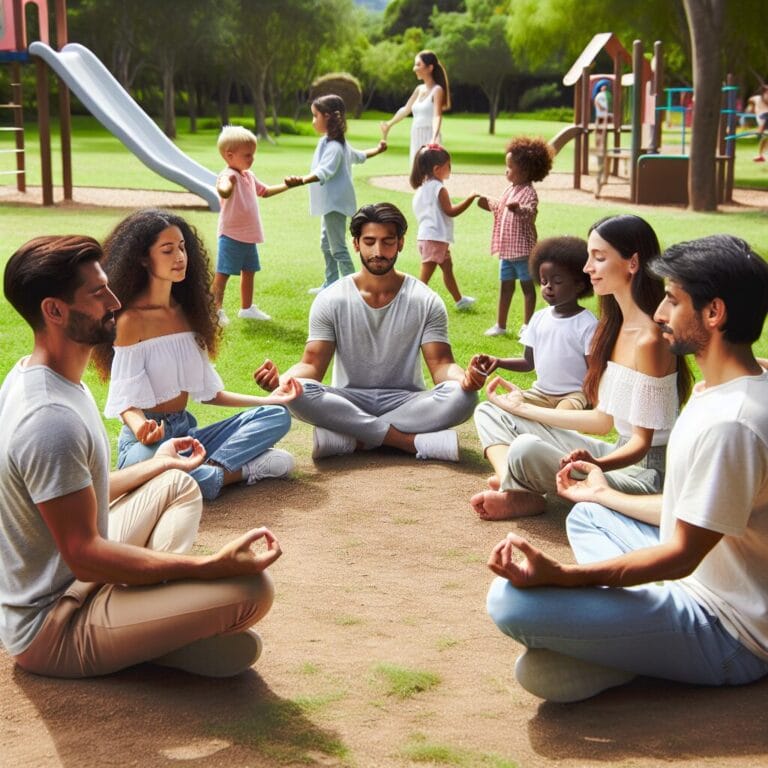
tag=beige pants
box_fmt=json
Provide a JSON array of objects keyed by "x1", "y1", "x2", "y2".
[
  {"x1": 15, "y1": 470, "x2": 274, "y2": 678},
  {"x1": 474, "y1": 402, "x2": 664, "y2": 498},
  {"x1": 521, "y1": 387, "x2": 589, "y2": 410}
]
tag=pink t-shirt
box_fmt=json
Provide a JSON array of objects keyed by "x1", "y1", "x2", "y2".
[{"x1": 217, "y1": 168, "x2": 267, "y2": 244}]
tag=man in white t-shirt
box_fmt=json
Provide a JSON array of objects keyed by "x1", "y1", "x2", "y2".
[
  {"x1": 485, "y1": 234, "x2": 768, "y2": 703},
  {"x1": 1, "y1": 236, "x2": 281, "y2": 678},
  {"x1": 255, "y1": 202, "x2": 488, "y2": 461}
]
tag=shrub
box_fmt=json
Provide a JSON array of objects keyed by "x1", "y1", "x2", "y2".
[{"x1": 309, "y1": 72, "x2": 363, "y2": 118}]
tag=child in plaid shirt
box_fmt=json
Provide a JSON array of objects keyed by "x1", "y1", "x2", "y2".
[{"x1": 478, "y1": 137, "x2": 553, "y2": 337}]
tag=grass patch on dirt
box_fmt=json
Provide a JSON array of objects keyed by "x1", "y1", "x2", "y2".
[
  {"x1": 208, "y1": 694, "x2": 348, "y2": 765},
  {"x1": 401, "y1": 732, "x2": 519, "y2": 767},
  {"x1": 373, "y1": 663, "x2": 442, "y2": 699}
]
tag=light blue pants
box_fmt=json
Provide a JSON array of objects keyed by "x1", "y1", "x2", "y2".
[
  {"x1": 289, "y1": 380, "x2": 478, "y2": 448},
  {"x1": 117, "y1": 407, "x2": 291, "y2": 501},
  {"x1": 487, "y1": 502, "x2": 768, "y2": 687},
  {"x1": 320, "y1": 211, "x2": 354, "y2": 287}
]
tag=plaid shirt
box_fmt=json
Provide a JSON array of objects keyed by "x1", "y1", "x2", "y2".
[{"x1": 488, "y1": 183, "x2": 538, "y2": 260}]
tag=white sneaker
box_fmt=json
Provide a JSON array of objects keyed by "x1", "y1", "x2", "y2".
[
  {"x1": 455, "y1": 296, "x2": 476, "y2": 310},
  {"x1": 484, "y1": 324, "x2": 507, "y2": 336},
  {"x1": 307, "y1": 286, "x2": 324, "y2": 295},
  {"x1": 413, "y1": 429, "x2": 459, "y2": 462},
  {"x1": 243, "y1": 449, "x2": 294, "y2": 484},
  {"x1": 238, "y1": 305, "x2": 271, "y2": 321},
  {"x1": 518, "y1": 323, "x2": 528, "y2": 339},
  {"x1": 217, "y1": 308, "x2": 230, "y2": 327},
  {"x1": 514, "y1": 648, "x2": 635, "y2": 703},
  {"x1": 312, "y1": 427, "x2": 356, "y2": 459},
  {"x1": 153, "y1": 629, "x2": 263, "y2": 678}
]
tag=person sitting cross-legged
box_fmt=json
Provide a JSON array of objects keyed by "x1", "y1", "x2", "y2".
[
  {"x1": 486, "y1": 235, "x2": 768, "y2": 703},
  {"x1": 254, "y1": 202, "x2": 488, "y2": 462}
]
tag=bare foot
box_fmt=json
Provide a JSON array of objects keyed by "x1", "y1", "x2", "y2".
[
  {"x1": 486, "y1": 475, "x2": 500, "y2": 490},
  {"x1": 470, "y1": 489, "x2": 545, "y2": 520}
]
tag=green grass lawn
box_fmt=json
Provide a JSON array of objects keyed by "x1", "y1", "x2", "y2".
[{"x1": 1, "y1": 113, "x2": 766, "y2": 445}]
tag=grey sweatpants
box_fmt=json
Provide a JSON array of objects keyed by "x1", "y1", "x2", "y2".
[
  {"x1": 290, "y1": 379, "x2": 478, "y2": 448},
  {"x1": 474, "y1": 401, "x2": 664, "y2": 498}
]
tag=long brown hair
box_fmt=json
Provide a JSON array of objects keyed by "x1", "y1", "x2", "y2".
[
  {"x1": 418, "y1": 50, "x2": 451, "y2": 111},
  {"x1": 583, "y1": 214, "x2": 692, "y2": 406},
  {"x1": 91, "y1": 209, "x2": 219, "y2": 380},
  {"x1": 312, "y1": 94, "x2": 347, "y2": 144}
]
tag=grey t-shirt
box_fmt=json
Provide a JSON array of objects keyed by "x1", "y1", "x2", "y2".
[
  {"x1": 0, "y1": 360, "x2": 110, "y2": 655},
  {"x1": 308, "y1": 274, "x2": 449, "y2": 390}
]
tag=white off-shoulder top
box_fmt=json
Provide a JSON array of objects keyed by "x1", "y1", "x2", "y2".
[
  {"x1": 597, "y1": 361, "x2": 679, "y2": 446},
  {"x1": 104, "y1": 331, "x2": 223, "y2": 418}
]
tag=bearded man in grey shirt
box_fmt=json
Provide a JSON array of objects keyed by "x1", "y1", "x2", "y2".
[{"x1": 255, "y1": 202, "x2": 489, "y2": 461}]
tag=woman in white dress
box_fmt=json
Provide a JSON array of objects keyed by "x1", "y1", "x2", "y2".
[
  {"x1": 471, "y1": 214, "x2": 694, "y2": 520},
  {"x1": 380, "y1": 50, "x2": 451, "y2": 164}
]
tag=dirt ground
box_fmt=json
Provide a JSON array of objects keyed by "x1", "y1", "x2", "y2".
[{"x1": 2, "y1": 177, "x2": 768, "y2": 768}]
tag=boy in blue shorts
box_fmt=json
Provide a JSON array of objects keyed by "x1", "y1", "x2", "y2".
[{"x1": 214, "y1": 126, "x2": 298, "y2": 326}]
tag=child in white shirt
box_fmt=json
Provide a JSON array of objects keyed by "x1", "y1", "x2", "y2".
[{"x1": 410, "y1": 143, "x2": 478, "y2": 310}]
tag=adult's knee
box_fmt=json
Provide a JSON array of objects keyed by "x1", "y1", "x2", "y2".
[
  {"x1": 507, "y1": 433, "x2": 548, "y2": 475},
  {"x1": 486, "y1": 577, "x2": 533, "y2": 642},
  {"x1": 565, "y1": 502, "x2": 613, "y2": 540}
]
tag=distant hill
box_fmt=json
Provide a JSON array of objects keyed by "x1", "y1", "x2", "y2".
[{"x1": 355, "y1": 0, "x2": 387, "y2": 11}]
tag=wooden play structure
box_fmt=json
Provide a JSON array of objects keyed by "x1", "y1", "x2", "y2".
[
  {"x1": 1, "y1": 0, "x2": 219, "y2": 208},
  {"x1": 0, "y1": 0, "x2": 72, "y2": 204},
  {"x1": 551, "y1": 32, "x2": 739, "y2": 206}
]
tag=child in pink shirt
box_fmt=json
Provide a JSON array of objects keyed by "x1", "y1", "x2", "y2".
[{"x1": 214, "y1": 126, "x2": 297, "y2": 326}]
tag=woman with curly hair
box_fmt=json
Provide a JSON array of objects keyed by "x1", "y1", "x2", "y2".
[
  {"x1": 92, "y1": 208, "x2": 302, "y2": 501},
  {"x1": 478, "y1": 136, "x2": 554, "y2": 338},
  {"x1": 472, "y1": 214, "x2": 693, "y2": 520}
]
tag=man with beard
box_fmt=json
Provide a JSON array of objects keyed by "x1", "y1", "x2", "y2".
[
  {"x1": 0, "y1": 236, "x2": 280, "y2": 679},
  {"x1": 485, "y1": 234, "x2": 768, "y2": 703},
  {"x1": 255, "y1": 202, "x2": 487, "y2": 461}
]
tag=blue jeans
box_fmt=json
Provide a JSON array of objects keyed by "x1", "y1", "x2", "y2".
[
  {"x1": 320, "y1": 211, "x2": 354, "y2": 287},
  {"x1": 117, "y1": 407, "x2": 291, "y2": 501},
  {"x1": 487, "y1": 502, "x2": 768, "y2": 687}
]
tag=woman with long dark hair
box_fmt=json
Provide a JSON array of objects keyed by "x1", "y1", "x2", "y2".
[
  {"x1": 92, "y1": 208, "x2": 302, "y2": 501},
  {"x1": 380, "y1": 50, "x2": 451, "y2": 164},
  {"x1": 471, "y1": 214, "x2": 692, "y2": 520}
]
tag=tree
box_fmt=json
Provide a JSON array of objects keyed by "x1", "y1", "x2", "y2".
[
  {"x1": 433, "y1": 0, "x2": 515, "y2": 134},
  {"x1": 682, "y1": 0, "x2": 724, "y2": 211},
  {"x1": 381, "y1": 0, "x2": 464, "y2": 37}
]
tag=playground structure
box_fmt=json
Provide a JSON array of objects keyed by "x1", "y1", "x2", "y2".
[
  {"x1": 0, "y1": 0, "x2": 219, "y2": 210},
  {"x1": 549, "y1": 32, "x2": 740, "y2": 206}
]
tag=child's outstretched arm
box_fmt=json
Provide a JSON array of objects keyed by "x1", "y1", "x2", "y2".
[
  {"x1": 217, "y1": 172, "x2": 237, "y2": 199},
  {"x1": 284, "y1": 173, "x2": 319, "y2": 187},
  {"x1": 364, "y1": 140, "x2": 388, "y2": 159},
  {"x1": 262, "y1": 181, "x2": 299, "y2": 197},
  {"x1": 492, "y1": 346, "x2": 535, "y2": 373},
  {"x1": 438, "y1": 187, "x2": 478, "y2": 217}
]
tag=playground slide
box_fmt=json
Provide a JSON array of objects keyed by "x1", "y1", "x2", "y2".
[
  {"x1": 548, "y1": 124, "x2": 583, "y2": 155},
  {"x1": 28, "y1": 42, "x2": 220, "y2": 211}
]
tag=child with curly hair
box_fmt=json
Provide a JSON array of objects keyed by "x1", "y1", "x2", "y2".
[{"x1": 478, "y1": 136, "x2": 553, "y2": 338}]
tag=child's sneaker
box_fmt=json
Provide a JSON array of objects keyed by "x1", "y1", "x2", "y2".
[
  {"x1": 238, "y1": 305, "x2": 272, "y2": 321},
  {"x1": 455, "y1": 296, "x2": 476, "y2": 310},
  {"x1": 217, "y1": 308, "x2": 230, "y2": 327},
  {"x1": 753, "y1": 155, "x2": 766, "y2": 162},
  {"x1": 484, "y1": 324, "x2": 507, "y2": 336}
]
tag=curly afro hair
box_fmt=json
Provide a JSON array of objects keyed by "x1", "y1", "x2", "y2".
[{"x1": 505, "y1": 136, "x2": 553, "y2": 183}]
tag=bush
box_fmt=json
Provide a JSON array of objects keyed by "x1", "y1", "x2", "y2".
[
  {"x1": 309, "y1": 72, "x2": 363, "y2": 118},
  {"x1": 519, "y1": 82, "x2": 564, "y2": 112}
]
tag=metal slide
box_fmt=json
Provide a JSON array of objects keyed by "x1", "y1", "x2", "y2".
[{"x1": 29, "y1": 41, "x2": 219, "y2": 211}]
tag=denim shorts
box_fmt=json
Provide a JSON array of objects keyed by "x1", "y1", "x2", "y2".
[
  {"x1": 500, "y1": 258, "x2": 531, "y2": 282},
  {"x1": 217, "y1": 235, "x2": 260, "y2": 275}
]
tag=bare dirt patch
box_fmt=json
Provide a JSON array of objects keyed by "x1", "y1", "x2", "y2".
[{"x1": 2, "y1": 419, "x2": 767, "y2": 768}]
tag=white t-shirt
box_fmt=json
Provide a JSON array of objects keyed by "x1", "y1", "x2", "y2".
[
  {"x1": 0, "y1": 361, "x2": 110, "y2": 655},
  {"x1": 661, "y1": 371, "x2": 768, "y2": 661},
  {"x1": 520, "y1": 307, "x2": 597, "y2": 395},
  {"x1": 413, "y1": 178, "x2": 453, "y2": 244},
  {"x1": 308, "y1": 274, "x2": 449, "y2": 390}
]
